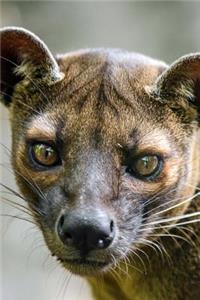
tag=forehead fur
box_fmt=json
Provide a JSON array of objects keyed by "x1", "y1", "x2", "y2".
[
  {"x1": 52, "y1": 50, "x2": 168, "y2": 119},
  {"x1": 14, "y1": 49, "x2": 189, "y2": 153},
  {"x1": 57, "y1": 49, "x2": 168, "y2": 95},
  {"x1": 11, "y1": 48, "x2": 192, "y2": 152}
]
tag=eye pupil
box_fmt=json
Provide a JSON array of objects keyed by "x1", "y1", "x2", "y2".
[
  {"x1": 127, "y1": 155, "x2": 161, "y2": 179},
  {"x1": 137, "y1": 156, "x2": 158, "y2": 175},
  {"x1": 45, "y1": 148, "x2": 52, "y2": 159},
  {"x1": 31, "y1": 143, "x2": 59, "y2": 167}
]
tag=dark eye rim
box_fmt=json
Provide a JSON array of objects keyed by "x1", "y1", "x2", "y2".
[
  {"x1": 28, "y1": 141, "x2": 62, "y2": 170},
  {"x1": 125, "y1": 154, "x2": 164, "y2": 181}
]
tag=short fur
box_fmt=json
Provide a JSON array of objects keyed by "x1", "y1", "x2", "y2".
[{"x1": 0, "y1": 27, "x2": 200, "y2": 300}]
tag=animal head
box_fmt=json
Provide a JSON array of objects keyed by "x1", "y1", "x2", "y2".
[{"x1": 1, "y1": 27, "x2": 200, "y2": 276}]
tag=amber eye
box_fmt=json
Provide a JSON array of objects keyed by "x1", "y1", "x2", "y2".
[
  {"x1": 30, "y1": 143, "x2": 60, "y2": 167},
  {"x1": 127, "y1": 155, "x2": 162, "y2": 179}
]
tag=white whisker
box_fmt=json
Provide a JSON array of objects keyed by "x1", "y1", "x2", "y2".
[
  {"x1": 139, "y1": 218, "x2": 200, "y2": 232},
  {"x1": 143, "y1": 192, "x2": 200, "y2": 221},
  {"x1": 141, "y1": 211, "x2": 200, "y2": 227}
]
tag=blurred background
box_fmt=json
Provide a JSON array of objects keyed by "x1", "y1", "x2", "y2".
[{"x1": 1, "y1": 1, "x2": 200, "y2": 300}]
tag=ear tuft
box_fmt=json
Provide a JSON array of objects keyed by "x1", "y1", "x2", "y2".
[{"x1": 0, "y1": 27, "x2": 64, "y2": 106}]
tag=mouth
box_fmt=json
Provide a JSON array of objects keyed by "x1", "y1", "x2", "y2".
[{"x1": 57, "y1": 257, "x2": 110, "y2": 275}]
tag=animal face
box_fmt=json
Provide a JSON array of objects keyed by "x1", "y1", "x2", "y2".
[{"x1": 1, "y1": 27, "x2": 200, "y2": 276}]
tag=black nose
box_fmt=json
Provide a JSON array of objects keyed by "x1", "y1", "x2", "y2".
[{"x1": 57, "y1": 211, "x2": 115, "y2": 252}]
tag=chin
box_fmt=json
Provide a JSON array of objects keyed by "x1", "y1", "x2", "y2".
[{"x1": 59, "y1": 258, "x2": 112, "y2": 276}]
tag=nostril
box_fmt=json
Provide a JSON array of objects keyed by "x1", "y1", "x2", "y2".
[
  {"x1": 63, "y1": 231, "x2": 73, "y2": 246},
  {"x1": 96, "y1": 235, "x2": 113, "y2": 250},
  {"x1": 57, "y1": 215, "x2": 74, "y2": 246},
  {"x1": 110, "y1": 220, "x2": 114, "y2": 233},
  {"x1": 59, "y1": 215, "x2": 65, "y2": 228},
  {"x1": 96, "y1": 221, "x2": 115, "y2": 250},
  {"x1": 64, "y1": 232, "x2": 72, "y2": 240}
]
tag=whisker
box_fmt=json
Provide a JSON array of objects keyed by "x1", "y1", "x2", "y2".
[
  {"x1": 149, "y1": 233, "x2": 193, "y2": 246},
  {"x1": 143, "y1": 192, "x2": 200, "y2": 221},
  {"x1": 141, "y1": 211, "x2": 200, "y2": 227},
  {"x1": 139, "y1": 218, "x2": 200, "y2": 232},
  {"x1": 0, "y1": 151, "x2": 47, "y2": 203},
  {"x1": 0, "y1": 213, "x2": 36, "y2": 225},
  {"x1": 134, "y1": 246, "x2": 151, "y2": 267},
  {"x1": 0, "y1": 182, "x2": 44, "y2": 217},
  {"x1": 138, "y1": 237, "x2": 172, "y2": 265},
  {"x1": 0, "y1": 182, "x2": 27, "y2": 201},
  {"x1": 1, "y1": 196, "x2": 35, "y2": 218},
  {"x1": 142, "y1": 163, "x2": 200, "y2": 212},
  {"x1": 128, "y1": 248, "x2": 147, "y2": 274}
]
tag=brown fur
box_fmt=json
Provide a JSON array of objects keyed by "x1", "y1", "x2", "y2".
[{"x1": 0, "y1": 27, "x2": 200, "y2": 300}]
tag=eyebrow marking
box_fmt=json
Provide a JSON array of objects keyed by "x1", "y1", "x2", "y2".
[
  {"x1": 26, "y1": 115, "x2": 56, "y2": 140},
  {"x1": 139, "y1": 130, "x2": 173, "y2": 153},
  {"x1": 130, "y1": 128, "x2": 174, "y2": 155}
]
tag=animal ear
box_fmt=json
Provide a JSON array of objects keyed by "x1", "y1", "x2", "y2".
[
  {"x1": 0, "y1": 27, "x2": 64, "y2": 106},
  {"x1": 147, "y1": 54, "x2": 200, "y2": 123}
]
